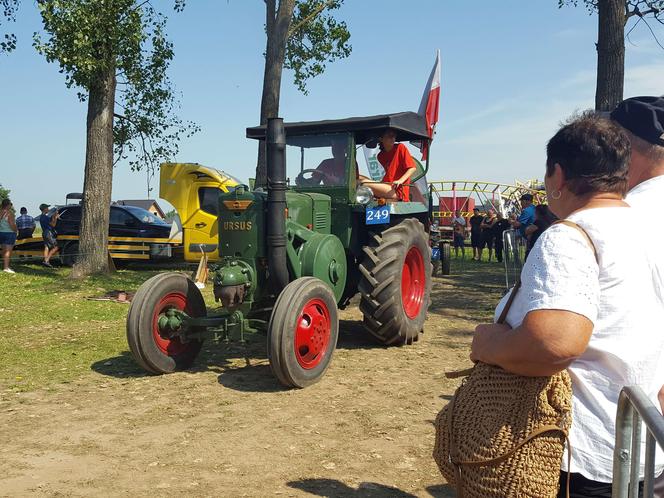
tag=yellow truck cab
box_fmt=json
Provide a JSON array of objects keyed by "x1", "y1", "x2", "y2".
[{"x1": 160, "y1": 162, "x2": 239, "y2": 262}]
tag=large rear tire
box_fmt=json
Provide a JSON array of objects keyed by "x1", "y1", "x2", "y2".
[
  {"x1": 268, "y1": 277, "x2": 339, "y2": 388},
  {"x1": 359, "y1": 218, "x2": 432, "y2": 346},
  {"x1": 126, "y1": 272, "x2": 206, "y2": 374}
]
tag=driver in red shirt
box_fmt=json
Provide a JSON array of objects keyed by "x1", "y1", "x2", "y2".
[{"x1": 361, "y1": 128, "x2": 417, "y2": 200}]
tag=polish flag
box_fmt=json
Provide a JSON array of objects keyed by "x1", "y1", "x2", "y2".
[{"x1": 416, "y1": 50, "x2": 441, "y2": 160}]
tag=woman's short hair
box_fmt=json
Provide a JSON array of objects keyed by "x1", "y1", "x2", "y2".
[{"x1": 546, "y1": 112, "x2": 630, "y2": 197}]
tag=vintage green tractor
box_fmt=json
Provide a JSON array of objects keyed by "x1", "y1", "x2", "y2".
[{"x1": 126, "y1": 113, "x2": 433, "y2": 388}]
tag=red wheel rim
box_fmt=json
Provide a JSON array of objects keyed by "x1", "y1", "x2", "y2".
[
  {"x1": 294, "y1": 298, "x2": 331, "y2": 370},
  {"x1": 152, "y1": 292, "x2": 191, "y2": 356},
  {"x1": 401, "y1": 246, "x2": 425, "y2": 319}
]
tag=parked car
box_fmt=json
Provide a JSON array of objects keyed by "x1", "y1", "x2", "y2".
[{"x1": 14, "y1": 204, "x2": 178, "y2": 266}]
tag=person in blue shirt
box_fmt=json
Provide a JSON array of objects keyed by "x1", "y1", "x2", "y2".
[
  {"x1": 38, "y1": 203, "x2": 59, "y2": 268},
  {"x1": 510, "y1": 193, "x2": 535, "y2": 238}
]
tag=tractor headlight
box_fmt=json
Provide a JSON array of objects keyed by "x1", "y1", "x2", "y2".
[{"x1": 355, "y1": 185, "x2": 373, "y2": 205}]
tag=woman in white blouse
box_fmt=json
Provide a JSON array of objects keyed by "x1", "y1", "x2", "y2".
[{"x1": 470, "y1": 113, "x2": 664, "y2": 498}]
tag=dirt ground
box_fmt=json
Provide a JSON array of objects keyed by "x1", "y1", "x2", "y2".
[{"x1": 0, "y1": 264, "x2": 504, "y2": 498}]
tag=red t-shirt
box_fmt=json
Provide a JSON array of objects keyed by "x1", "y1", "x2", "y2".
[{"x1": 377, "y1": 143, "x2": 415, "y2": 200}]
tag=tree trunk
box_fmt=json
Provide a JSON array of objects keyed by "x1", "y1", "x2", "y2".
[
  {"x1": 255, "y1": 0, "x2": 296, "y2": 188},
  {"x1": 595, "y1": 0, "x2": 625, "y2": 111},
  {"x1": 72, "y1": 67, "x2": 116, "y2": 278}
]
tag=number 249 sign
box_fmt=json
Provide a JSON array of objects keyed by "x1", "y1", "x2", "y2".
[{"x1": 365, "y1": 206, "x2": 390, "y2": 225}]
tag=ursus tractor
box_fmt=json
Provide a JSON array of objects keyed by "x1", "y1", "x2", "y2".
[{"x1": 127, "y1": 113, "x2": 433, "y2": 388}]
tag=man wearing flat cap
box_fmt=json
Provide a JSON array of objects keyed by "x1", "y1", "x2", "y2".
[
  {"x1": 611, "y1": 96, "x2": 664, "y2": 210},
  {"x1": 612, "y1": 95, "x2": 664, "y2": 496}
]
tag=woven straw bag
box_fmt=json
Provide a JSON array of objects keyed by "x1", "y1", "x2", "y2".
[
  {"x1": 433, "y1": 220, "x2": 596, "y2": 498},
  {"x1": 433, "y1": 363, "x2": 572, "y2": 498}
]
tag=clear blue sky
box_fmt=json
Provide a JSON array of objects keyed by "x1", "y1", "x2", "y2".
[{"x1": 1, "y1": 0, "x2": 662, "y2": 214}]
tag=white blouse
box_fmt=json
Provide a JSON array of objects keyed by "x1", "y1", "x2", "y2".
[{"x1": 494, "y1": 206, "x2": 664, "y2": 482}]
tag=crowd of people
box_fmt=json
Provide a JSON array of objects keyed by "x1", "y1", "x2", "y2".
[
  {"x1": 0, "y1": 202, "x2": 59, "y2": 273},
  {"x1": 449, "y1": 194, "x2": 556, "y2": 263}
]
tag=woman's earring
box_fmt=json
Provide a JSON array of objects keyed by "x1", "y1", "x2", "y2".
[{"x1": 551, "y1": 190, "x2": 562, "y2": 200}]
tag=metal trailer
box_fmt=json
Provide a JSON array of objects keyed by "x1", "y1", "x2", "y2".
[{"x1": 612, "y1": 386, "x2": 664, "y2": 498}]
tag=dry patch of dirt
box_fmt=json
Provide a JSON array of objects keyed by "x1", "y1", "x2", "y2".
[{"x1": 0, "y1": 266, "x2": 504, "y2": 497}]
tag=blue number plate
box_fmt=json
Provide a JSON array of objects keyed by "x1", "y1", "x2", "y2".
[
  {"x1": 432, "y1": 247, "x2": 441, "y2": 261},
  {"x1": 365, "y1": 206, "x2": 390, "y2": 225}
]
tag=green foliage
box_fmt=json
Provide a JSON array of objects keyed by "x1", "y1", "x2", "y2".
[
  {"x1": 0, "y1": 183, "x2": 10, "y2": 203},
  {"x1": 1, "y1": 0, "x2": 19, "y2": 53},
  {"x1": 286, "y1": 0, "x2": 352, "y2": 94},
  {"x1": 558, "y1": 0, "x2": 664, "y2": 18},
  {"x1": 33, "y1": 0, "x2": 197, "y2": 172}
]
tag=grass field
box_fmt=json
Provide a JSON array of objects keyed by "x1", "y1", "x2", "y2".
[{"x1": 0, "y1": 264, "x2": 166, "y2": 391}]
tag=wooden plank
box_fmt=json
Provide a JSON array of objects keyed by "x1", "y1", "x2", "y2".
[
  {"x1": 107, "y1": 244, "x2": 149, "y2": 251},
  {"x1": 109, "y1": 253, "x2": 150, "y2": 260}
]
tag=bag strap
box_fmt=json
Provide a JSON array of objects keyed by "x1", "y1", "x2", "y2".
[
  {"x1": 445, "y1": 277, "x2": 521, "y2": 380},
  {"x1": 453, "y1": 424, "x2": 568, "y2": 467},
  {"x1": 551, "y1": 219, "x2": 598, "y2": 263}
]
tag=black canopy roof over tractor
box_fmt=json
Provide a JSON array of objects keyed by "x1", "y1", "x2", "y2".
[{"x1": 246, "y1": 112, "x2": 430, "y2": 144}]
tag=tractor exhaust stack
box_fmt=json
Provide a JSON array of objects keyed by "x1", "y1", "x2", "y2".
[{"x1": 266, "y1": 117, "x2": 289, "y2": 292}]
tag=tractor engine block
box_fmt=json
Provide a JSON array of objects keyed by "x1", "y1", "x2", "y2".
[{"x1": 212, "y1": 259, "x2": 255, "y2": 310}]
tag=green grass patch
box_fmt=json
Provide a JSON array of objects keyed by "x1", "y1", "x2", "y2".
[{"x1": 0, "y1": 264, "x2": 166, "y2": 392}]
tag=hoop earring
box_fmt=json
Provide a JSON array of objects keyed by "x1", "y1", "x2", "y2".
[{"x1": 550, "y1": 190, "x2": 562, "y2": 200}]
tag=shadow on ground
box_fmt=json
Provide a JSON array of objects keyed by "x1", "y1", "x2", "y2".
[
  {"x1": 286, "y1": 479, "x2": 455, "y2": 498},
  {"x1": 287, "y1": 478, "x2": 415, "y2": 497},
  {"x1": 91, "y1": 263, "x2": 504, "y2": 394}
]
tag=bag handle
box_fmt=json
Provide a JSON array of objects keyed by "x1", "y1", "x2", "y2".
[{"x1": 444, "y1": 277, "x2": 521, "y2": 379}]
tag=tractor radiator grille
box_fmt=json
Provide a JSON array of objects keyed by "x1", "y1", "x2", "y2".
[{"x1": 314, "y1": 211, "x2": 329, "y2": 232}]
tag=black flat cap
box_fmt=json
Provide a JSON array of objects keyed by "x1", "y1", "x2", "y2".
[{"x1": 611, "y1": 96, "x2": 664, "y2": 146}]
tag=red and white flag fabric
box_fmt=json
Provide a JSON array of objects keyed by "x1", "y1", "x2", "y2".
[{"x1": 416, "y1": 50, "x2": 441, "y2": 160}]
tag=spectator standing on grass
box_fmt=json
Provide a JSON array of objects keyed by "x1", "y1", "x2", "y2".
[
  {"x1": 16, "y1": 207, "x2": 35, "y2": 239},
  {"x1": 492, "y1": 211, "x2": 510, "y2": 263},
  {"x1": 524, "y1": 204, "x2": 556, "y2": 259},
  {"x1": 610, "y1": 95, "x2": 664, "y2": 497},
  {"x1": 469, "y1": 207, "x2": 483, "y2": 261},
  {"x1": 452, "y1": 209, "x2": 466, "y2": 259},
  {"x1": 39, "y1": 203, "x2": 59, "y2": 268},
  {"x1": 510, "y1": 193, "x2": 535, "y2": 238},
  {"x1": 470, "y1": 112, "x2": 664, "y2": 497},
  {"x1": 480, "y1": 208, "x2": 497, "y2": 262},
  {"x1": 0, "y1": 199, "x2": 17, "y2": 274}
]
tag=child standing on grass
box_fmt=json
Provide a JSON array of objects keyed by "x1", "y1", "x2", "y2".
[{"x1": 0, "y1": 198, "x2": 18, "y2": 274}]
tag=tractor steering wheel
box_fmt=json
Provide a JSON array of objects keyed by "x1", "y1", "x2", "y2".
[{"x1": 295, "y1": 168, "x2": 325, "y2": 187}]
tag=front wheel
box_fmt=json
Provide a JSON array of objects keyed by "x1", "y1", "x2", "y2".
[
  {"x1": 268, "y1": 277, "x2": 339, "y2": 388},
  {"x1": 126, "y1": 272, "x2": 206, "y2": 374}
]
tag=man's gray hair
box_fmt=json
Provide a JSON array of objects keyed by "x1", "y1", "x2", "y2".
[{"x1": 626, "y1": 129, "x2": 664, "y2": 163}]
